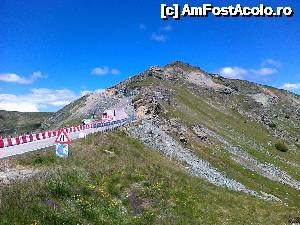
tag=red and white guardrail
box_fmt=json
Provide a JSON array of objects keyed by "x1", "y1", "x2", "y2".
[{"x1": 0, "y1": 118, "x2": 113, "y2": 149}]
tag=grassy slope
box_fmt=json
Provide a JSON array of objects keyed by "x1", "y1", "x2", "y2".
[
  {"x1": 0, "y1": 111, "x2": 52, "y2": 136},
  {"x1": 0, "y1": 74, "x2": 300, "y2": 224},
  {"x1": 158, "y1": 80, "x2": 300, "y2": 209},
  {"x1": 41, "y1": 95, "x2": 88, "y2": 130},
  {"x1": 0, "y1": 131, "x2": 297, "y2": 225}
]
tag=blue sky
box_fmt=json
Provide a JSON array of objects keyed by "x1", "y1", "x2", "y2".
[{"x1": 0, "y1": 0, "x2": 299, "y2": 112}]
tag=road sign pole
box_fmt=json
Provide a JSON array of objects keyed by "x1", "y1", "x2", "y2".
[{"x1": 54, "y1": 129, "x2": 72, "y2": 158}]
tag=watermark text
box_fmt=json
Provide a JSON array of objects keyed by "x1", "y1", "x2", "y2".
[{"x1": 161, "y1": 4, "x2": 294, "y2": 20}]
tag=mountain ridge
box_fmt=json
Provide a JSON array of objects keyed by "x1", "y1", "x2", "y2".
[
  {"x1": 41, "y1": 61, "x2": 300, "y2": 195},
  {"x1": 1, "y1": 61, "x2": 300, "y2": 224}
]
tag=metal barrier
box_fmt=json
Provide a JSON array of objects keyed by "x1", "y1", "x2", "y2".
[{"x1": 0, "y1": 116, "x2": 136, "y2": 149}]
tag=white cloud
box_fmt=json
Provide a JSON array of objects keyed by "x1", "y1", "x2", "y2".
[
  {"x1": 91, "y1": 67, "x2": 110, "y2": 75},
  {"x1": 280, "y1": 83, "x2": 300, "y2": 91},
  {"x1": 161, "y1": 25, "x2": 172, "y2": 31},
  {"x1": 80, "y1": 90, "x2": 92, "y2": 96},
  {"x1": 91, "y1": 67, "x2": 120, "y2": 76},
  {"x1": 95, "y1": 89, "x2": 105, "y2": 93},
  {"x1": 217, "y1": 60, "x2": 279, "y2": 80},
  {"x1": 217, "y1": 67, "x2": 248, "y2": 79},
  {"x1": 0, "y1": 71, "x2": 46, "y2": 84},
  {"x1": 0, "y1": 88, "x2": 77, "y2": 112},
  {"x1": 151, "y1": 33, "x2": 166, "y2": 42},
  {"x1": 262, "y1": 59, "x2": 281, "y2": 68},
  {"x1": 250, "y1": 67, "x2": 278, "y2": 76},
  {"x1": 0, "y1": 74, "x2": 26, "y2": 83},
  {"x1": 0, "y1": 101, "x2": 39, "y2": 112},
  {"x1": 80, "y1": 89, "x2": 106, "y2": 96}
]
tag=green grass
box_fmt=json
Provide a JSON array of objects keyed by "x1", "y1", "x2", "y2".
[
  {"x1": 1, "y1": 76, "x2": 300, "y2": 224},
  {"x1": 0, "y1": 111, "x2": 52, "y2": 136},
  {"x1": 61, "y1": 118, "x2": 83, "y2": 128},
  {"x1": 163, "y1": 102, "x2": 300, "y2": 209},
  {"x1": 158, "y1": 82, "x2": 300, "y2": 208},
  {"x1": 0, "y1": 131, "x2": 298, "y2": 225},
  {"x1": 275, "y1": 142, "x2": 289, "y2": 152},
  {"x1": 165, "y1": 81, "x2": 299, "y2": 163},
  {"x1": 19, "y1": 154, "x2": 58, "y2": 166}
]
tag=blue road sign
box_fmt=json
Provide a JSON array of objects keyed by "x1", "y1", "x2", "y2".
[{"x1": 56, "y1": 143, "x2": 69, "y2": 157}]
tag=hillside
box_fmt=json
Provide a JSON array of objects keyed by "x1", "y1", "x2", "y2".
[
  {"x1": 0, "y1": 111, "x2": 52, "y2": 137},
  {"x1": 41, "y1": 90, "x2": 121, "y2": 129},
  {"x1": 0, "y1": 61, "x2": 300, "y2": 224}
]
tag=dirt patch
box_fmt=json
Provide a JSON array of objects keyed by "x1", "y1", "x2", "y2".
[
  {"x1": 186, "y1": 72, "x2": 225, "y2": 89},
  {"x1": 128, "y1": 191, "x2": 144, "y2": 214},
  {"x1": 0, "y1": 164, "x2": 38, "y2": 185}
]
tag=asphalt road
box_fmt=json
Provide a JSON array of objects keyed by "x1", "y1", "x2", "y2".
[{"x1": 0, "y1": 100, "x2": 132, "y2": 159}]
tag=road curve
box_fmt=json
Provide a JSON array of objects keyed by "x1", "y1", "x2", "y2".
[{"x1": 0, "y1": 113, "x2": 134, "y2": 159}]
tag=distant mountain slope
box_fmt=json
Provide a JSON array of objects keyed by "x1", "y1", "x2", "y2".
[
  {"x1": 121, "y1": 61, "x2": 300, "y2": 145},
  {"x1": 40, "y1": 60, "x2": 300, "y2": 192},
  {"x1": 0, "y1": 110, "x2": 52, "y2": 136},
  {"x1": 2, "y1": 61, "x2": 299, "y2": 224},
  {"x1": 122, "y1": 62, "x2": 300, "y2": 194},
  {"x1": 41, "y1": 90, "x2": 121, "y2": 129}
]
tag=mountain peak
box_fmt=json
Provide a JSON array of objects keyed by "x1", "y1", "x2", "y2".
[
  {"x1": 165, "y1": 60, "x2": 200, "y2": 70},
  {"x1": 162, "y1": 61, "x2": 208, "y2": 77}
]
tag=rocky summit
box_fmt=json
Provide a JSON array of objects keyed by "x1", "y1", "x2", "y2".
[{"x1": 1, "y1": 61, "x2": 300, "y2": 224}]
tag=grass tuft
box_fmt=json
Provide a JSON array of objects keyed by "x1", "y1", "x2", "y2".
[{"x1": 275, "y1": 142, "x2": 289, "y2": 152}]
